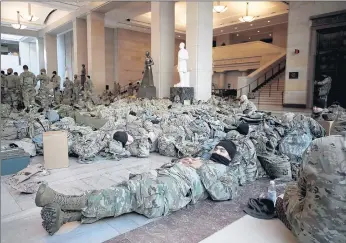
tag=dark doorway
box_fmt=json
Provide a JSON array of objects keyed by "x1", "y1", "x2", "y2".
[{"x1": 314, "y1": 25, "x2": 346, "y2": 107}]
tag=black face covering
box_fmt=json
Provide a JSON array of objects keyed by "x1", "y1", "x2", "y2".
[{"x1": 210, "y1": 153, "x2": 231, "y2": 166}]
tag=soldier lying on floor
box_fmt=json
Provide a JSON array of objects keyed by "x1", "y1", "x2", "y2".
[
  {"x1": 35, "y1": 140, "x2": 244, "y2": 235},
  {"x1": 276, "y1": 134, "x2": 346, "y2": 243}
]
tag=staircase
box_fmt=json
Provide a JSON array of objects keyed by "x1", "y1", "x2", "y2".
[{"x1": 252, "y1": 74, "x2": 285, "y2": 106}]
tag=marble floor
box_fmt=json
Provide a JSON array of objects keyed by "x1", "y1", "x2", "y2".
[{"x1": 1, "y1": 154, "x2": 172, "y2": 243}]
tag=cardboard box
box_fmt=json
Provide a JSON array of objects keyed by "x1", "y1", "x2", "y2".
[
  {"x1": 43, "y1": 131, "x2": 69, "y2": 169},
  {"x1": 318, "y1": 120, "x2": 334, "y2": 136}
]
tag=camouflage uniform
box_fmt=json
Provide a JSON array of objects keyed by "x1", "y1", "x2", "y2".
[
  {"x1": 235, "y1": 100, "x2": 257, "y2": 115},
  {"x1": 36, "y1": 72, "x2": 51, "y2": 109},
  {"x1": 114, "y1": 82, "x2": 121, "y2": 97},
  {"x1": 62, "y1": 78, "x2": 73, "y2": 105},
  {"x1": 314, "y1": 75, "x2": 332, "y2": 108},
  {"x1": 19, "y1": 70, "x2": 36, "y2": 108},
  {"x1": 82, "y1": 159, "x2": 243, "y2": 223},
  {"x1": 73, "y1": 76, "x2": 82, "y2": 103},
  {"x1": 84, "y1": 77, "x2": 93, "y2": 101},
  {"x1": 51, "y1": 75, "x2": 61, "y2": 104},
  {"x1": 3, "y1": 74, "x2": 20, "y2": 107},
  {"x1": 283, "y1": 135, "x2": 346, "y2": 243}
]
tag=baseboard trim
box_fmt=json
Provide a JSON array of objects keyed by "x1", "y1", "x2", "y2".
[{"x1": 283, "y1": 104, "x2": 307, "y2": 108}]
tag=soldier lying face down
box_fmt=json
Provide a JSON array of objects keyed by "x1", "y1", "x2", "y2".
[{"x1": 35, "y1": 140, "x2": 243, "y2": 235}]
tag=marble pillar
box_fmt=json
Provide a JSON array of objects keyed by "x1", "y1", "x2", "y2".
[
  {"x1": 57, "y1": 34, "x2": 66, "y2": 80},
  {"x1": 73, "y1": 18, "x2": 88, "y2": 76},
  {"x1": 44, "y1": 33, "x2": 58, "y2": 75},
  {"x1": 151, "y1": 1, "x2": 175, "y2": 98},
  {"x1": 218, "y1": 72, "x2": 225, "y2": 89},
  {"x1": 36, "y1": 37, "x2": 45, "y2": 74},
  {"x1": 186, "y1": 2, "x2": 213, "y2": 101},
  {"x1": 87, "y1": 12, "x2": 106, "y2": 94}
]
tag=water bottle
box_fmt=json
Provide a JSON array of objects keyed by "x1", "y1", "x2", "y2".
[{"x1": 267, "y1": 180, "x2": 277, "y2": 205}]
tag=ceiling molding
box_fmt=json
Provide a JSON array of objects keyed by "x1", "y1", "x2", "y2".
[{"x1": 0, "y1": 26, "x2": 39, "y2": 38}]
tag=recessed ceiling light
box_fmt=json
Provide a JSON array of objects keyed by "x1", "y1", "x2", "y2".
[
  {"x1": 268, "y1": 20, "x2": 271, "y2": 23},
  {"x1": 269, "y1": 34, "x2": 272, "y2": 36},
  {"x1": 250, "y1": 24, "x2": 253, "y2": 26},
  {"x1": 221, "y1": 30, "x2": 223, "y2": 32},
  {"x1": 178, "y1": 35, "x2": 181, "y2": 37},
  {"x1": 236, "y1": 34, "x2": 239, "y2": 36},
  {"x1": 249, "y1": 37, "x2": 251, "y2": 39},
  {"x1": 257, "y1": 30, "x2": 260, "y2": 32},
  {"x1": 234, "y1": 27, "x2": 238, "y2": 29}
]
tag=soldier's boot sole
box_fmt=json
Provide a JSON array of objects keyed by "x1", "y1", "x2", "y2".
[{"x1": 41, "y1": 203, "x2": 64, "y2": 236}]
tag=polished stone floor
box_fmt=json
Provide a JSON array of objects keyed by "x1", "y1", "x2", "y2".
[{"x1": 1, "y1": 154, "x2": 171, "y2": 243}]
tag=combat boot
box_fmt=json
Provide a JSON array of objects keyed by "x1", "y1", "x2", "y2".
[
  {"x1": 41, "y1": 203, "x2": 82, "y2": 235},
  {"x1": 35, "y1": 182, "x2": 88, "y2": 210}
]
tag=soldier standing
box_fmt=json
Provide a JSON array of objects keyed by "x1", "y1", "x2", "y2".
[
  {"x1": 19, "y1": 65, "x2": 36, "y2": 111},
  {"x1": 83, "y1": 75, "x2": 93, "y2": 101},
  {"x1": 81, "y1": 64, "x2": 86, "y2": 90},
  {"x1": 51, "y1": 71, "x2": 61, "y2": 104},
  {"x1": 62, "y1": 77, "x2": 73, "y2": 105},
  {"x1": 73, "y1": 74, "x2": 82, "y2": 103},
  {"x1": 36, "y1": 69, "x2": 51, "y2": 110},
  {"x1": 3, "y1": 68, "x2": 20, "y2": 108}
]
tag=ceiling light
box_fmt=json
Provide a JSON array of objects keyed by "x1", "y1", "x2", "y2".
[
  {"x1": 234, "y1": 27, "x2": 238, "y2": 29},
  {"x1": 24, "y1": 3, "x2": 39, "y2": 22},
  {"x1": 213, "y1": 1, "x2": 228, "y2": 13},
  {"x1": 268, "y1": 20, "x2": 271, "y2": 23},
  {"x1": 12, "y1": 11, "x2": 27, "y2": 30},
  {"x1": 269, "y1": 34, "x2": 272, "y2": 36},
  {"x1": 221, "y1": 30, "x2": 224, "y2": 32},
  {"x1": 249, "y1": 37, "x2": 251, "y2": 40},
  {"x1": 239, "y1": 2, "x2": 255, "y2": 23},
  {"x1": 250, "y1": 24, "x2": 253, "y2": 26},
  {"x1": 178, "y1": 35, "x2": 181, "y2": 37},
  {"x1": 236, "y1": 34, "x2": 239, "y2": 36},
  {"x1": 257, "y1": 30, "x2": 260, "y2": 32}
]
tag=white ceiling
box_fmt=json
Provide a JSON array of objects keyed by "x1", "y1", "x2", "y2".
[{"x1": 0, "y1": 1, "x2": 87, "y2": 30}]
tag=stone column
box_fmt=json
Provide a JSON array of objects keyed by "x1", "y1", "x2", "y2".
[
  {"x1": 44, "y1": 33, "x2": 58, "y2": 75},
  {"x1": 218, "y1": 72, "x2": 225, "y2": 89},
  {"x1": 151, "y1": 2, "x2": 175, "y2": 98},
  {"x1": 57, "y1": 34, "x2": 66, "y2": 80},
  {"x1": 73, "y1": 18, "x2": 88, "y2": 76},
  {"x1": 36, "y1": 37, "x2": 45, "y2": 73},
  {"x1": 186, "y1": 2, "x2": 213, "y2": 101},
  {"x1": 87, "y1": 12, "x2": 106, "y2": 94},
  {"x1": 113, "y1": 28, "x2": 119, "y2": 84}
]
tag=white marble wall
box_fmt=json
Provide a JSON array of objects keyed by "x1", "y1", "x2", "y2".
[
  {"x1": 73, "y1": 18, "x2": 88, "y2": 76},
  {"x1": 36, "y1": 37, "x2": 45, "y2": 74},
  {"x1": 284, "y1": 1, "x2": 346, "y2": 105},
  {"x1": 105, "y1": 27, "x2": 115, "y2": 89}
]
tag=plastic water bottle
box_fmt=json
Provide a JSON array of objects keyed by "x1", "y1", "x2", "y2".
[{"x1": 267, "y1": 180, "x2": 277, "y2": 205}]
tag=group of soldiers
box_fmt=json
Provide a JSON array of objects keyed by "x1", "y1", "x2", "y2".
[{"x1": 1, "y1": 65, "x2": 94, "y2": 111}]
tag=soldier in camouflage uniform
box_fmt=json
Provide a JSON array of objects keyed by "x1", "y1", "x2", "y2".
[
  {"x1": 73, "y1": 74, "x2": 82, "y2": 103},
  {"x1": 51, "y1": 71, "x2": 61, "y2": 105},
  {"x1": 19, "y1": 65, "x2": 36, "y2": 110},
  {"x1": 36, "y1": 69, "x2": 51, "y2": 110},
  {"x1": 314, "y1": 74, "x2": 332, "y2": 109},
  {"x1": 2, "y1": 68, "x2": 20, "y2": 108},
  {"x1": 234, "y1": 95, "x2": 257, "y2": 115},
  {"x1": 83, "y1": 75, "x2": 93, "y2": 101},
  {"x1": 277, "y1": 134, "x2": 346, "y2": 243},
  {"x1": 62, "y1": 77, "x2": 73, "y2": 105},
  {"x1": 35, "y1": 140, "x2": 243, "y2": 235}
]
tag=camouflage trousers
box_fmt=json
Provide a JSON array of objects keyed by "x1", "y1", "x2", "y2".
[
  {"x1": 81, "y1": 171, "x2": 189, "y2": 224},
  {"x1": 54, "y1": 89, "x2": 61, "y2": 104},
  {"x1": 2, "y1": 89, "x2": 19, "y2": 107},
  {"x1": 22, "y1": 87, "x2": 36, "y2": 108}
]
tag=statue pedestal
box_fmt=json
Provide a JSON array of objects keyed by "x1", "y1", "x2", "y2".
[
  {"x1": 170, "y1": 87, "x2": 194, "y2": 104},
  {"x1": 137, "y1": 86, "x2": 156, "y2": 99}
]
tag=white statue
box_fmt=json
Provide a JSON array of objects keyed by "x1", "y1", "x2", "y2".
[{"x1": 176, "y1": 42, "x2": 190, "y2": 87}]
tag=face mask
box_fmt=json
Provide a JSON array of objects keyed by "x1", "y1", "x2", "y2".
[{"x1": 210, "y1": 153, "x2": 231, "y2": 166}]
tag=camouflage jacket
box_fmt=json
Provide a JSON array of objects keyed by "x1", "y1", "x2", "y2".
[
  {"x1": 158, "y1": 159, "x2": 242, "y2": 202},
  {"x1": 315, "y1": 75, "x2": 332, "y2": 97},
  {"x1": 3, "y1": 75, "x2": 20, "y2": 89},
  {"x1": 20, "y1": 71, "x2": 36, "y2": 89},
  {"x1": 36, "y1": 74, "x2": 50, "y2": 90},
  {"x1": 51, "y1": 75, "x2": 61, "y2": 89},
  {"x1": 283, "y1": 135, "x2": 346, "y2": 243},
  {"x1": 236, "y1": 100, "x2": 257, "y2": 115}
]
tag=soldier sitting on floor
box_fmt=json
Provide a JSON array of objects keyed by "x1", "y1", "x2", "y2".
[{"x1": 35, "y1": 140, "x2": 245, "y2": 235}]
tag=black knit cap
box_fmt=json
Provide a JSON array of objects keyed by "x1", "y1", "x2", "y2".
[
  {"x1": 236, "y1": 123, "x2": 249, "y2": 135},
  {"x1": 216, "y1": 140, "x2": 237, "y2": 159},
  {"x1": 113, "y1": 131, "x2": 128, "y2": 147}
]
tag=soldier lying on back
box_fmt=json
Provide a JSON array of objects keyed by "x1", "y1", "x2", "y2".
[{"x1": 35, "y1": 140, "x2": 245, "y2": 235}]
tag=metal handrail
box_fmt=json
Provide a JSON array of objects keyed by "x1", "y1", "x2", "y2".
[{"x1": 237, "y1": 60, "x2": 286, "y2": 97}]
